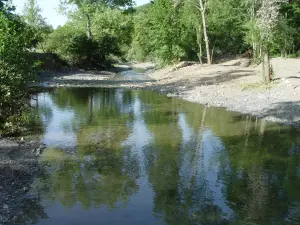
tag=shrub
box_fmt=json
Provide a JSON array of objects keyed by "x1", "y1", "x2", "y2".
[
  {"x1": 45, "y1": 24, "x2": 121, "y2": 68},
  {"x1": 0, "y1": 12, "x2": 37, "y2": 123}
]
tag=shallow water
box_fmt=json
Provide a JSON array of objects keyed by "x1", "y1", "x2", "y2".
[{"x1": 23, "y1": 88, "x2": 300, "y2": 224}]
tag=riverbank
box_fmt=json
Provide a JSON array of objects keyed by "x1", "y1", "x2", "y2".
[
  {"x1": 0, "y1": 137, "x2": 45, "y2": 224},
  {"x1": 34, "y1": 58, "x2": 300, "y2": 126},
  {"x1": 147, "y1": 58, "x2": 300, "y2": 126}
]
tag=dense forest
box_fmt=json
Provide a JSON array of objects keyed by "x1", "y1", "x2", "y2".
[
  {"x1": 44, "y1": 0, "x2": 300, "y2": 68},
  {"x1": 0, "y1": 0, "x2": 300, "y2": 130}
]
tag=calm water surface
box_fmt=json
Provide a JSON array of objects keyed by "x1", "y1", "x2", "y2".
[{"x1": 27, "y1": 88, "x2": 300, "y2": 225}]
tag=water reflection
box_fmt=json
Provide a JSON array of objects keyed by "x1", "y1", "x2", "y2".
[{"x1": 31, "y1": 88, "x2": 300, "y2": 225}]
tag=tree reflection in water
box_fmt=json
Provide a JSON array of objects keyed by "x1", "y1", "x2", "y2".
[{"x1": 29, "y1": 88, "x2": 300, "y2": 225}]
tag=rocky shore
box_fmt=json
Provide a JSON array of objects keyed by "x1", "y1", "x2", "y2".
[
  {"x1": 147, "y1": 58, "x2": 300, "y2": 126},
  {"x1": 33, "y1": 58, "x2": 300, "y2": 126},
  {"x1": 0, "y1": 137, "x2": 46, "y2": 224}
]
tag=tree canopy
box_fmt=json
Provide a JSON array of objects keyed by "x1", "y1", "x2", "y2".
[{"x1": 0, "y1": 0, "x2": 38, "y2": 128}]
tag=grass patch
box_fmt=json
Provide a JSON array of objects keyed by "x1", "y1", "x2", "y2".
[{"x1": 241, "y1": 80, "x2": 278, "y2": 91}]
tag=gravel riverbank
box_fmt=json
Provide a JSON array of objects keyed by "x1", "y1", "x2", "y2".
[
  {"x1": 34, "y1": 58, "x2": 300, "y2": 126},
  {"x1": 0, "y1": 137, "x2": 46, "y2": 224},
  {"x1": 147, "y1": 58, "x2": 300, "y2": 126}
]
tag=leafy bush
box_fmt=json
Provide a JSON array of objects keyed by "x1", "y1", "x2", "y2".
[
  {"x1": 129, "y1": 0, "x2": 186, "y2": 65},
  {"x1": 91, "y1": 6, "x2": 133, "y2": 57},
  {"x1": 46, "y1": 23, "x2": 121, "y2": 68},
  {"x1": 0, "y1": 12, "x2": 37, "y2": 123}
]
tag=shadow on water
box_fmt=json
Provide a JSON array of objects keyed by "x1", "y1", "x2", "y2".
[
  {"x1": 260, "y1": 101, "x2": 300, "y2": 125},
  {"x1": 4, "y1": 88, "x2": 300, "y2": 225}
]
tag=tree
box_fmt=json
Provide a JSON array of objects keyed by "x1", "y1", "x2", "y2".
[
  {"x1": 130, "y1": 0, "x2": 190, "y2": 65},
  {"x1": 0, "y1": 0, "x2": 12, "y2": 12},
  {"x1": 256, "y1": 0, "x2": 288, "y2": 82},
  {"x1": 0, "y1": 0, "x2": 7, "y2": 11},
  {"x1": 274, "y1": 0, "x2": 300, "y2": 57},
  {"x1": 61, "y1": 0, "x2": 133, "y2": 39},
  {"x1": 47, "y1": 0, "x2": 135, "y2": 68},
  {"x1": 23, "y1": 0, "x2": 53, "y2": 52},
  {"x1": 0, "y1": 9, "x2": 37, "y2": 125},
  {"x1": 243, "y1": 0, "x2": 261, "y2": 60},
  {"x1": 23, "y1": 0, "x2": 42, "y2": 26},
  {"x1": 91, "y1": 6, "x2": 133, "y2": 55},
  {"x1": 198, "y1": 0, "x2": 211, "y2": 64},
  {"x1": 180, "y1": 0, "x2": 203, "y2": 63},
  {"x1": 206, "y1": 0, "x2": 247, "y2": 57},
  {"x1": 148, "y1": 0, "x2": 184, "y2": 65}
]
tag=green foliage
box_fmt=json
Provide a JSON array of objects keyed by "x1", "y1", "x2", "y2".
[
  {"x1": 0, "y1": 11, "x2": 38, "y2": 124},
  {"x1": 91, "y1": 6, "x2": 133, "y2": 57},
  {"x1": 130, "y1": 0, "x2": 249, "y2": 64},
  {"x1": 0, "y1": 0, "x2": 15, "y2": 13},
  {"x1": 270, "y1": 1, "x2": 300, "y2": 56},
  {"x1": 63, "y1": 0, "x2": 134, "y2": 8},
  {"x1": 1, "y1": 109, "x2": 42, "y2": 136},
  {"x1": 127, "y1": 4, "x2": 152, "y2": 61},
  {"x1": 22, "y1": 0, "x2": 53, "y2": 52},
  {"x1": 23, "y1": 0, "x2": 42, "y2": 26},
  {"x1": 207, "y1": 0, "x2": 248, "y2": 55},
  {"x1": 46, "y1": 19, "x2": 122, "y2": 68},
  {"x1": 130, "y1": 0, "x2": 187, "y2": 65},
  {"x1": 46, "y1": 3, "x2": 133, "y2": 68},
  {"x1": 148, "y1": 0, "x2": 185, "y2": 65},
  {"x1": 130, "y1": 0, "x2": 300, "y2": 65}
]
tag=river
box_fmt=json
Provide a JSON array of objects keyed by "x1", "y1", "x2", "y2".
[
  {"x1": 1, "y1": 69, "x2": 300, "y2": 224},
  {"x1": 16, "y1": 86, "x2": 298, "y2": 225}
]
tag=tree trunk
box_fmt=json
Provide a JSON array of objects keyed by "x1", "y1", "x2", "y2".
[
  {"x1": 262, "y1": 47, "x2": 270, "y2": 83},
  {"x1": 199, "y1": 0, "x2": 211, "y2": 65},
  {"x1": 250, "y1": 4, "x2": 257, "y2": 61},
  {"x1": 262, "y1": 52, "x2": 265, "y2": 82},
  {"x1": 86, "y1": 14, "x2": 92, "y2": 40},
  {"x1": 252, "y1": 39, "x2": 256, "y2": 59},
  {"x1": 259, "y1": 45, "x2": 262, "y2": 58},
  {"x1": 284, "y1": 36, "x2": 287, "y2": 58},
  {"x1": 284, "y1": 12, "x2": 288, "y2": 58},
  {"x1": 196, "y1": 24, "x2": 203, "y2": 64},
  {"x1": 264, "y1": 50, "x2": 270, "y2": 82}
]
